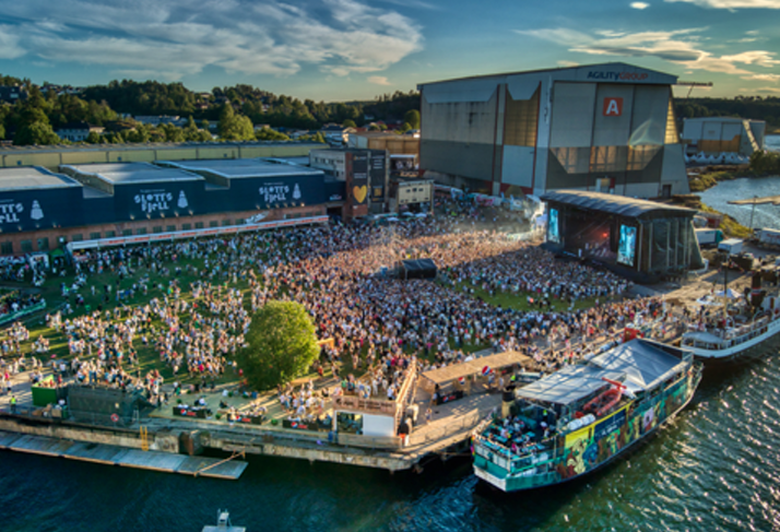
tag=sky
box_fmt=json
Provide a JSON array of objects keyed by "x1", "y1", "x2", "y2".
[{"x1": 0, "y1": 0, "x2": 778, "y2": 102}]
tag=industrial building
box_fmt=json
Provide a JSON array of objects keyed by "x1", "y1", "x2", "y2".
[
  {"x1": 309, "y1": 148, "x2": 388, "y2": 216},
  {"x1": 0, "y1": 159, "x2": 336, "y2": 256},
  {"x1": 681, "y1": 117, "x2": 765, "y2": 158},
  {"x1": 417, "y1": 62, "x2": 689, "y2": 199},
  {"x1": 541, "y1": 190, "x2": 703, "y2": 283}
]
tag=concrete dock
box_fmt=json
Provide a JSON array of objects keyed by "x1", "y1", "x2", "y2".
[{"x1": 0, "y1": 430, "x2": 248, "y2": 479}]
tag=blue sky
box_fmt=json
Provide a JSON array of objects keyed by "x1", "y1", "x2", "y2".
[{"x1": 0, "y1": 0, "x2": 777, "y2": 101}]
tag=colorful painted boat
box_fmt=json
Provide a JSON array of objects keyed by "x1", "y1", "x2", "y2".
[{"x1": 471, "y1": 339, "x2": 701, "y2": 492}]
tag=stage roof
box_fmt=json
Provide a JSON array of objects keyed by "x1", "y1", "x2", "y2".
[{"x1": 540, "y1": 190, "x2": 696, "y2": 219}]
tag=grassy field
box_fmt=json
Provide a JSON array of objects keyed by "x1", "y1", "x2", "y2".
[{"x1": 447, "y1": 280, "x2": 600, "y2": 312}]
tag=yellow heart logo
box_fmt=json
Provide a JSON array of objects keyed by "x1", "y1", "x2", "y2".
[{"x1": 353, "y1": 185, "x2": 367, "y2": 203}]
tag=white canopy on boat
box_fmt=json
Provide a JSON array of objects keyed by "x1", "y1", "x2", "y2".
[{"x1": 588, "y1": 340, "x2": 688, "y2": 393}]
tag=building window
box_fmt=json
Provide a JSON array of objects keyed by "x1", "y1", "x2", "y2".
[
  {"x1": 182, "y1": 223, "x2": 191, "y2": 230},
  {"x1": 105, "y1": 231, "x2": 115, "y2": 238},
  {"x1": 90, "y1": 232, "x2": 101, "y2": 240},
  {"x1": 122, "y1": 229, "x2": 133, "y2": 236},
  {"x1": 21, "y1": 240, "x2": 33, "y2": 253},
  {"x1": 195, "y1": 222, "x2": 204, "y2": 229},
  {"x1": 209, "y1": 221, "x2": 219, "y2": 228},
  {"x1": 222, "y1": 219, "x2": 232, "y2": 226},
  {"x1": 136, "y1": 228, "x2": 147, "y2": 235},
  {"x1": 153, "y1": 226, "x2": 163, "y2": 234},
  {"x1": 166, "y1": 225, "x2": 176, "y2": 232},
  {"x1": 504, "y1": 86, "x2": 540, "y2": 147},
  {"x1": 37, "y1": 238, "x2": 49, "y2": 251},
  {"x1": 72, "y1": 234, "x2": 83, "y2": 242},
  {"x1": 1, "y1": 242, "x2": 13, "y2": 255}
]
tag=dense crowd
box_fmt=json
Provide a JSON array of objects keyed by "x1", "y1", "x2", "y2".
[{"x1": 0, "y1": 202, "x2": 676, "y2": 418}]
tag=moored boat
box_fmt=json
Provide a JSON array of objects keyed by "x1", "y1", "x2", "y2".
[
  {"x1": 681, "y1": 270, "x2": 780, "y2": 362},
  {"x1": 471, "y1": 339, "x2": 701, "y2": 492}
]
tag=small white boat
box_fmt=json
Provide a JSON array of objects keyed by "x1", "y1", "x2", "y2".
[{"x1": 202, "y1": 510, "x2": 246, "y2": 532}]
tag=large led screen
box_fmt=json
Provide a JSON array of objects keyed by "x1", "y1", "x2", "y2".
[
  {"x1": 617, "y1": 225, "x2": 637, "y2": 266},
  {"x1": 547, "y1": 208, "x2": 560, "y2": 243}
]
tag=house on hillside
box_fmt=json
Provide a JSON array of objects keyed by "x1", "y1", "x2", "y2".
[{"x1": 55, "y1": 122, "x2": 105, "y2": 142}]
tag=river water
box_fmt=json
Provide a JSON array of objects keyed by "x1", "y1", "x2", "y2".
[
  {"x1": 698, "y1": 135, "x2": 780, "y2": 229},
  {"x1": 2, "y1": 352, "x2": 780, "y2": 532}
]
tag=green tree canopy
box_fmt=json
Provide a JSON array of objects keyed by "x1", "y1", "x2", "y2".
[
  {"x1": 238, "y1": 301, "x2": 319, "y2": 390},
  {"x1": 342, "y1": 119, "x2": 357, "y2": 128},
  {"x1": 218, "y1": 104, "x2": 255, "y2": 140},
  {"x1": 13, "y1": 121, "x2": 60, "y2": 145},
  {"x1": 255, "y1": 127, "x2": 290, "y2": 141},
  {"x1": 403, "y1": 109, "x2": 420, "y2": 130}
]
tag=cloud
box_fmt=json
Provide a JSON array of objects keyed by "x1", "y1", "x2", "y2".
[
  {"x1": 519, "y1": 25, "x2": 780, "y2": 75},
  {"x1": 665, "y1": 0, "x2": 780, "y2": 8},
  {"x1": 739, "y1": 86, "x2": 780, "y2": 93},
  {"x1": 367, "y1": 75, "x2": 392, "y2": 85},
  {"x1": 557, "y1": 60, "x2": 580, "y2": 67},
  {"x1": 0, "y1": 0, "x2": 424, "y2": 80},
  {"x1": 740, "y1": 73, "x2": 780, "y2": 81},
  {"x1": 631, "y1": 2, "x2": 650, "y2": 8}
]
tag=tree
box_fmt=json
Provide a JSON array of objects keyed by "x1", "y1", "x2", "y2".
[
  {"x1": 218, "y1": 104, "x2": 255, "y2": 141},
  {"x1": 342, "y1": 119, "x2": 357, "y2": 128},
  {"x1": 403, "y1": 109, "x2": 420, "y2": 130},
  {"x1": 85, "y1": 131, "x2": 101, "y2": 144},
  {"x1": 255, "y1": 127, "x2": 290, "y2": 141},
  {"x1": 13, "y1": 122, "x2": 60, "y2": 145},
  {"x1": 238, "y1": 301, "x2": 319, "y2": 390}
]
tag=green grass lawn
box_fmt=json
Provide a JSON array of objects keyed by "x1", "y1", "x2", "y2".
[{"x1": 447, "y1": 280, "x2": 600, "y2": 312}]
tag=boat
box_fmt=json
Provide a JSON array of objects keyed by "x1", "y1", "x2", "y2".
[
  {"x1": 680, "y1": 269, "x2": 780, "y2": 362},
  {"x1": 202, "y1": 509, "x2": 246, "y2": 532},
  {"x1": 471, "y1": 339, "x2": 701, "y2": 493}
]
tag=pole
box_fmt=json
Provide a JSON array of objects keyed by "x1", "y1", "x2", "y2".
[{"x1": 749, "y1": 195, "x2": 757, "y2": 238}]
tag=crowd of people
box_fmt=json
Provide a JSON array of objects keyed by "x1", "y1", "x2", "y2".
[{"x1": 0, "y1": 201, "x2": 677, "y2": 423}]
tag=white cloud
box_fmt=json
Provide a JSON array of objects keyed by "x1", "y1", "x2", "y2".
[
  {"x1": 631, "y1": 2, "x2": 650, "y2": 9},
  {"x1": 368, "y1": 75, "x2": 392, "y2": 85},
  {"x1": 665, "y1": 0, "x2": 780, "y2": 8},
  {"x1": 740, "y1": 73, "x2": 780, "y2": 81},
  {"x1": 739, "y1": 86, "x2": 780, "y2": 93},
  {"x1": 519, "y1": 25, "x2": 780, "y2": 76},
  {"x1": 556, "y1": 60, "x2": 580, "y2": 67},
  {"x1": 0, "y1": 0, "x2": 424, "y2": 80}
]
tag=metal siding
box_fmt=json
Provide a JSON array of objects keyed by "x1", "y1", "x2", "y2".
[
  {"x1": 197, "y1": 147, "x2": 238, "y2": 159},
  {"x1": 225, "y1": 173, "x2": 326, "y2": 212},
  {"x1": 593, "y1": 84, "x2": 634, "y2": 146},
  {"x1": 660, "y1": 144, "x2": 690, "y2": 194},
  {"x1": 61, "y1": 151, "x2": 109, "y2": 165},
  {"x1": 549, "y1": 82, "x2": 596, "y2": 148},
  {"x1": 721, "y1": 123, "x2": 742, "y2": 142},
  {"x1": 420, "y1": 140, "x2": 495, "y2": 181},
  {"x1": 109, "y1": 150, "x2": 156, "y2": 163},
  {"x1": 501, "y1": 146, "x2": 535, "y2": 187},
  {"x1": 421, "y1": 90, "x2": 498, "y2": 144},
  {"x1": 150, "y1": 149, "x2": 197, "y2": 161},
  {"x1": 82, "y1": 195, "x2": 116, "y2": 225},
  {"x1": 630, "y1": 86, "x2": 669, "y2": 146},
  {"x1": 2, "y1": 153, "x2": 61, "y2": 168}
]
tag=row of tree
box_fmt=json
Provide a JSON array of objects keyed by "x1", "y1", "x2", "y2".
[{"x1": 675, "y1": 96, "x2": 780, "y2": 129}]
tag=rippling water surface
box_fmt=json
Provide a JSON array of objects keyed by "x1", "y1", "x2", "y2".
[
  {"x1": 2, "y1": 349, "x2": 780, "y2": 532},
  {"x1": 698, "y1": 135, "x2": 780, "y2": 229}
]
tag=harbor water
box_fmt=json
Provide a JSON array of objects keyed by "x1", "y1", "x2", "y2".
[
  {"x1": 2, "y1": 350, "x2": 780, "y2": 532},
  {"x1": 698, "y1": 134, "x2": 780, "y2": 229}
]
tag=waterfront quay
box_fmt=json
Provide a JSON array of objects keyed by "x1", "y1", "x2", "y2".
[{"x1": 0, "y1": 350, "x2": 516, "y2": 475}]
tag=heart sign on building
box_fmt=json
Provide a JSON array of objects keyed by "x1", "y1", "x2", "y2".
[{"x1": 353, "y1": 185, "x2": 367, "y2": 204}]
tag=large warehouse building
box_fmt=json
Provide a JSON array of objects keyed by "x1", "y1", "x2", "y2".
[
  {"x1": 681, "y1": 117, "x2": 765, "y2": 157},
  {"x1": 417, "y1": 62, "x2": 689, "y2": 199}
]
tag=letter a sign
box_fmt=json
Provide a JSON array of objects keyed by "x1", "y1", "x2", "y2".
[{"x1": 603, "y1": 97, "x2": 623, "y2": 116}]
